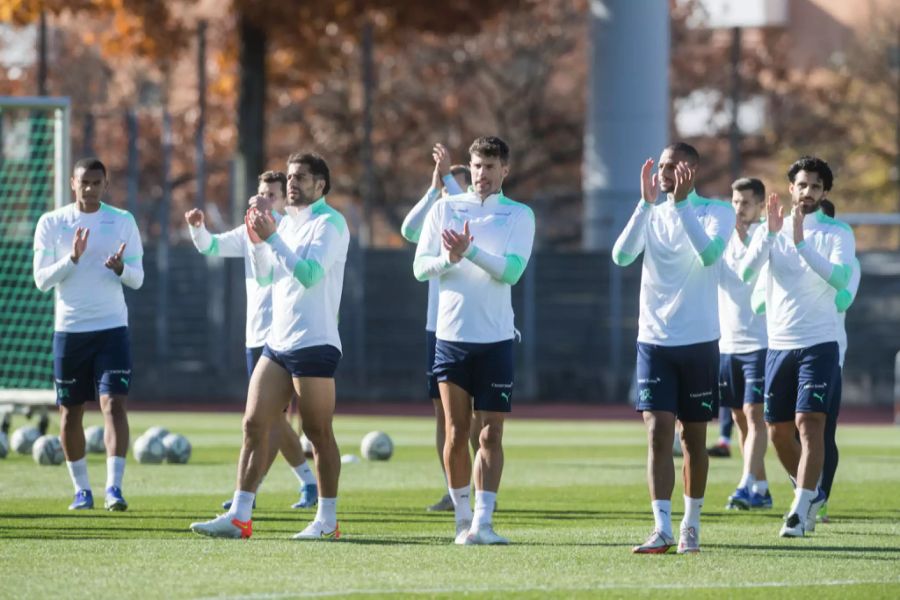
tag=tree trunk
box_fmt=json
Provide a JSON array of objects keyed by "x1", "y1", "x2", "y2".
[{"x1": 236, "y1": 12, "x2": 266, "y2": 208}]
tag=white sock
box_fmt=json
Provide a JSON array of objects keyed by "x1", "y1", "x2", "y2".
[
  {"x1": 651, "y1": 499, "x2": 673, "y2": 538},
  {"x1": 315, "y1": 497, "x2": 337, "y2": 528},
  {"x1": 291, "y1": 462, "x2": 317, "y2": 486},
  {"x1": 789, "y1": 488, "x2": 816, "y2": 518},
  {"x1": 752, "y1": 480, "x2": 769, "y2": 495},
  {"x1": 473, "y1": 491, "x2": 497, "y2": 529},
  {"x1": 738, "y1": 472, "x2": 754, "y2": 490},
  {"x1": 106, "y1": 456, "x2": 126, "y2": 489},
  {"x1": 682, "y1": 495, "x2": 703, "y2": 531},
  {"x1": 229, "y1": 490, "x2": 256, "y2": 522},
  {"x1": 717, "y1": 436, "x2": 730, "y2": 446},
  {"x1": 66, "y1": 458, "x2": 90, "y2": 493},
  {"x1": 449, "y1": 486, "x2": 473, "y2": 524}
]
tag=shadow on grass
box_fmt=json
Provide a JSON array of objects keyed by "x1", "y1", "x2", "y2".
[{"x1": 708, "y1": 543, "x2": 900, "y2": 555}]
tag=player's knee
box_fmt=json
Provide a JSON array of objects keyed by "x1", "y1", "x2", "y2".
[
  {"x1": 100, "y1": 396, "x2": 126, "y2": 417},
  {"x1": 242, "y1": 413, "x2": 268, "y2": 441},
  {"x1": 768, "y1": 423, "x2": 793, "y2": 447},
  {"x1": 646, "y1": 421, "x2": 673, "y2": 454},
  {"x1": 59, "y1": 405, "x2": 84, "y2": 425},
  {"x1": 301, "y1": 421, "x2": 332, "y2": 448},
  {"x1": 447, "y1": 422, "x2": 470, "y2": 448},
  {"x1": 479, "y1": 422, "x2": 503, "y2": 450}
]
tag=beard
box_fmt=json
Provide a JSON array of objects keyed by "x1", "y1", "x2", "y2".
[{"x1": 797, "y1": 199, "x2": 820, "y2": 214}]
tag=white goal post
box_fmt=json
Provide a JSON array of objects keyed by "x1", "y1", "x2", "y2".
[{"x1": 0, "y1": 96, "x2": 70, "y2": 415}]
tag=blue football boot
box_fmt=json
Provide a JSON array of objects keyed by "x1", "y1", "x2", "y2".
[
  {"x1": 69, "y1": 489, "x2": 94, "y2": 510},
  {"x1": 292, "y1": 483, "x2": 318, "y2": 509},
  {"x1": 104, "y1": 486, "x2": 128, "y2": 511},
  {"x1": 726, "y1": 486, "x2": 751, "y2": 510},
  {"x1": 750, "y1": 490, "x2": 773, "y2": 509}
]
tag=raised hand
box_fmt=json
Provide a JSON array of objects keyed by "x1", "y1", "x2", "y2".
[
  {"x1": 640, "y1": 158, "x2": 659, "y2": 204},
  {"x1": 433, "y1": 143, "x2": 452, "y2": 177},
  {"x1": 430, "y1": 160, "x2": 441, "y2": 192},
  {"x1": 441, "y1": 220, "x2": 472, "y2": 263},
  {"x1": 791, "y1": 203, "x2": 805, "y2": 245},
  {"x1": 766, "y1": 193, "x2": 784, "y2": 234},
  {"x1": 70, "y1": 227, "x2": 89, "y2": 263},
  {"x1": 672, "y1": 162, "x2": 695, "y2": 202},
  {"x1": 244, "y1": 210, "x2": 262, "y2": 244},
  {"x1": 248, "y1": 207, "x2": 277, "y2": 242},
  {"x1": 104, "y1": 242, "x2": 126, "y2": 275},
  {"x1": 248, "y1": 194, "x2": 272, "y2": 214},
  {"x1": 184, "y1": 209, "x2": 204, "y2": 227}
]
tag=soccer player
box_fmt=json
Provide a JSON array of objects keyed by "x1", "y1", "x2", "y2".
[
  {"x1": 414, "y1": 136, "x2": 534, "y2": 545},
  {"x1": 190, "y1": 152, "x2": 349, "y2": 540},
  {"x1": 815, "y1": 198, "x2": 861, "y2": 524},
  {"x1": 739, "y1": 156, "x2": 855, "y2": 537},
  {"x1": 184, "y1": 170, "x2": 318, "y2": 510},
  {"x1": 613, "y1": 143, "x2": 735, "y2": 554},
  {"x1": 400, "y1": 143, "x2": 472, "y2": 512},
  {"x1": 718, "y1": 177, "x2": 772, "y2": 510},
  {"x1": 33, "y1": 157, "x2": 144, "y2": 511}
]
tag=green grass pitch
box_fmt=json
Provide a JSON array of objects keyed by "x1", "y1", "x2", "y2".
[{"x1": 1, "y1": 412, "x2": 899, "y2": 599}]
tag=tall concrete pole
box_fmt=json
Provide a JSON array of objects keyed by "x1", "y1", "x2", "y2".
[{"x1": 582, "y1": 0, "x2": 669, "y2": 251}]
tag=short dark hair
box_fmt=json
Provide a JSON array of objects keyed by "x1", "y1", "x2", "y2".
[
  {"x1": 450, "y1": 164, "x2": 472, "y2": 185},
  {"x1": 820, "y1": 198, "x2": 836, "y2": 218},
  {"x1": 664, "y1": 142, "x2": 700, "y2": 166},
  {"x1": 258, "y1": 170, "x2": 287, "y2": 197},
  {"x1": 787, "y1": 156, "x2": 833, "y2": 192},
  {"x1": 469, "y1": 136, "x2": 510, "y2": 164},
  {"x1": 731, "y1": 177, "x2": 766, "y2": 200},
  {"x1": 287, "y1": 152, "x2": 331, "y2": 195},
  {"x1": 73, "y1": 157, "x2": 107, "y2": 178}
]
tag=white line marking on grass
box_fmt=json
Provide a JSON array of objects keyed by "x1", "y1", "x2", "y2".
[{"x1": 195, "y1": 578, "x2": 900, "y2": 600}]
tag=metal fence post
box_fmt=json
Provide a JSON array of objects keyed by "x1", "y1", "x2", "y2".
[
  {"x1": 894, "y1": 350, "x2": 900, "y2": 424},
  {"x1": 522, "y1": 253, "x2": 538, "y2": 401},
  {"x1": 155, "y1": 110, "x2": 172, "y2": 367}
]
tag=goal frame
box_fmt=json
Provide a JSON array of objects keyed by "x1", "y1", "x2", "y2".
[{"x1": 0, "y1": 96, "x2": 70, "y2": 409}]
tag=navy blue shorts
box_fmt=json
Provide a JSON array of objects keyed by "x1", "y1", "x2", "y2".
[
  {"x1": 433, "y1": 338, "x2": 514, "y2": 413},
  {"x1": 635, "y1": 340, "x2": 719, "y2": 422},
  {"x1": 764, "y1": 342, "x2": 839, "y2": 423},
  {"x1": 719, "y1": 349, "x2": 767, "y2": 409},
  {"x1": 426, "y1": 330, "x2": 439, "y2": 400},
  {"x1": 246, "y1": 346, "x2": 264, "y2": 379},
  {"x1": 52, "y1": 326, "x2": 132, "y2": 407},
  {"x1": 262, "y1": 344, "x2": 341, "y2": 378}
]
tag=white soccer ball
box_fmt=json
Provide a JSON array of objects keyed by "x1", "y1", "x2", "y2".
[
  {"x1": 143, "y1": 426, "x2": 170, "y2": 441},
  {"x1": 11, "y1": 425, "x2": 40, "y2": 455},
  {"x1": 360, "y1": 431, "x2": 393, "y2": 461},
  {"x1": 0, "y1": 432, "x2": 8, "y2": 459},
  {"x1": 85, "y1": 425, "x2": 106, "y2": 454},
  {"x1": 300, "y1": 434, "x2": 314, "y2": 458},
  {"x1": 133, "y1": 433, "x2": 166, "y2": 464},
  {"x1": 32, "y1": 435, "x2": 65, "y2": 466},
  {"x1": 162, "y1": 433, "x2": 191, "y2": 464}
]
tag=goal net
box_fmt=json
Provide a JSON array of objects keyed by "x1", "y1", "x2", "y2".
[{"x1": 0, "y1": 97, "x2": 70, "y2": 406}]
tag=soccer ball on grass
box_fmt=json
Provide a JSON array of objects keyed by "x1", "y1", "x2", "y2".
[
  {"x1": 32, "y1": 434, "x2": 65, "y2": 465},
  {"x1": 162, "y1": 433, "x2": 191, "y2": 464},
  {"x1": 85, "y1": 425, "x2": 106, "y2": 454},
  {"x1": 11, "y1": 425, "x2": 40, "y2": 455},
  {"x1": 134, "y1": 433, "x2": 166, "y2": 464},
  {"x1": 360, "y1": 431, "x2": 393, "y2": 461}
]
